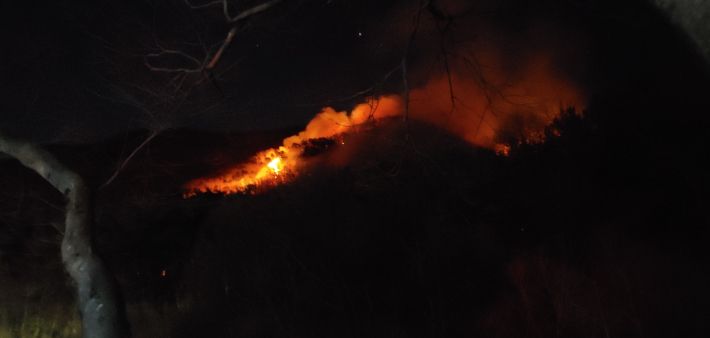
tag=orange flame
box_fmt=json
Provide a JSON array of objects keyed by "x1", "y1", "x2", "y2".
[
  {"x1": 183, "y1": 147, "x2": 294, "y2": 197},
  {"x1": 183, "y1": 96, "x2": 402, "y2": 197},
  {"x1": 184, "y1": 52, "x2": 585, "y2": 197}
]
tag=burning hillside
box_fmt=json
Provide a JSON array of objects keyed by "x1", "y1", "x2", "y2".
[
  {"x1": 184, "y1": 65, "x2": 585, "y2": 198},
  {"x1": 184, "y1": 20, "x2": 587, "y2": 198},
  {"x1": 183, "y1": 97, "x2": 403, "y2": 197}
]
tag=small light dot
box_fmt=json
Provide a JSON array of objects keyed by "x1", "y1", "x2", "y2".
[{"x1": 358, "y1": 32, "x2": 362, "y2": 37}]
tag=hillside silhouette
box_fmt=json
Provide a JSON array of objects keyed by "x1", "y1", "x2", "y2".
[{"x1": 2, "y1": 108, "x2": 709, "y2": 337}]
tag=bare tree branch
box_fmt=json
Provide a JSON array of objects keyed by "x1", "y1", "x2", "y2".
[
  {"x1": 226, "y1": 0, "x2": 283, "y2": 23},
  {"x1": 184, "y1": 0, "x2": 283, "y2": 21},
  {"x1": 161, "y1": 0, "x2": 284, "y2": 73},
  {"x1": 206, "y1": 26, "x2": 238, "y2": 70},
  {"x1": 100, "y1": 129, "x2": 161, "y2": 190},
  {"x1": 144, "y1": 50, "x2": 204, "y2": 73}
]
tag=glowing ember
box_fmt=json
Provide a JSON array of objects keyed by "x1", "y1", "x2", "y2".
[{"x1": 494, "y1": 144, "x2": 511, "y2": 157}]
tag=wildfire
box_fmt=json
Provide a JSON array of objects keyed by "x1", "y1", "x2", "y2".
[
  {"x1": 184, "y1": 60, "x2": 584, "y2": 197},
  {"x1": 183, "y1": 147, "x2": 294, "y2": 197},
  {"x1": 183, "y1": 96, "x2": 403, "y2": 198},
  {"x1": 181, "y1": 5, "x2": 588, "y2": 197}
]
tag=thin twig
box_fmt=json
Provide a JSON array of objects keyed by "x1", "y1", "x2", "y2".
[
  {"x1": 144, "y1": 50, "x2": 204, "y2": 73},
  {"x1": 402, "y1": 58, "x2": 410, "y2": 122},
  {"x1": 226, "y1": 0, "x2": 283, "y2": 23},
  {"x1": 401, "y1": 0, "x2": 426, "y2": 121},
  {"x1": 100, "y1": 129, "x2": 161, "y2": 189},
  {"x1": 206, "y1": 26, "x2": 238, "y2": 70},
  {"x1": 155, "y1": 1, "x2": 283, "y2": 73}
]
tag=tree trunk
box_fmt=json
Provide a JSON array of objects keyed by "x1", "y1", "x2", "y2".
[
  {"x1": 649, "y1": 0, "x2": 710, "y2": 71},
  {"x1": 0, "y1": 132, "x2": 129, "y2": 338}
]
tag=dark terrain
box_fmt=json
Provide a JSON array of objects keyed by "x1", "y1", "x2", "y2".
[{"x1": 2, "y1": 103, "x2": 709, "y2": 337}]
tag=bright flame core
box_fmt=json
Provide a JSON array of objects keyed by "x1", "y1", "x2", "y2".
[{"x1": 268, "y1": 157, "x2": 281, "y2": 173}]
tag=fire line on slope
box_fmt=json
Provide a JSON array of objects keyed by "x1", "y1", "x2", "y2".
[
  {"x1": 182, "y1": 96, "x2": 403, "y2": 197},
  {"x1": 184, "y1": 69, "x2": 585, "y2": 198}
]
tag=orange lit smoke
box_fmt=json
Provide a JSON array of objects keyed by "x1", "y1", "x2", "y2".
[
  {"x1": 381, "y1": 0, "x2": 586, "y2": 148},
  {"x1": 185, "y1": 29, "x2": 586, "y2": 197},
  {"x1": 183, "y1": 97, "x2": 402, "y2": 197},
  {"x1": 184, "y1": 62, "x2": 584, "y2": 197},
  {"x1": 408, "y1": 53, "x2": 585, "y2": 148}
]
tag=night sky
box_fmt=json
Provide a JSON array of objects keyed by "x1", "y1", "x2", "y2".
[
  {"x1": 3, "y1": 0, "x2": 706, "y2": 144},
  {"x1": 1, "y1": 0, "x2": 408, "y2": 142}
]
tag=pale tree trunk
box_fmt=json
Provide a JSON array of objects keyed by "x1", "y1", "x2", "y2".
[
  {"x1": 649, "y1": 0, "x2": 710, "y2": 70},
  {"x1": 0, "y1": 132, "x2": 129, "y2": 338}
]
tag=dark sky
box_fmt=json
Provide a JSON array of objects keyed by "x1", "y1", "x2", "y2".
[
  {"x1": 0, "y1": 0, "x2": 406, "y2": 142},
  {"x1": 1, "y1": 0, "x2": 707, "y2": 143}
]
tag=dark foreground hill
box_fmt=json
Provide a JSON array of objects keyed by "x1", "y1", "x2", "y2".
[
  {"x1": 1, "y1": 114, "x2": 709, "y2": 337},
  {"x1": 168, "y1": 116, "x2": 709, "y2": 338}
]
